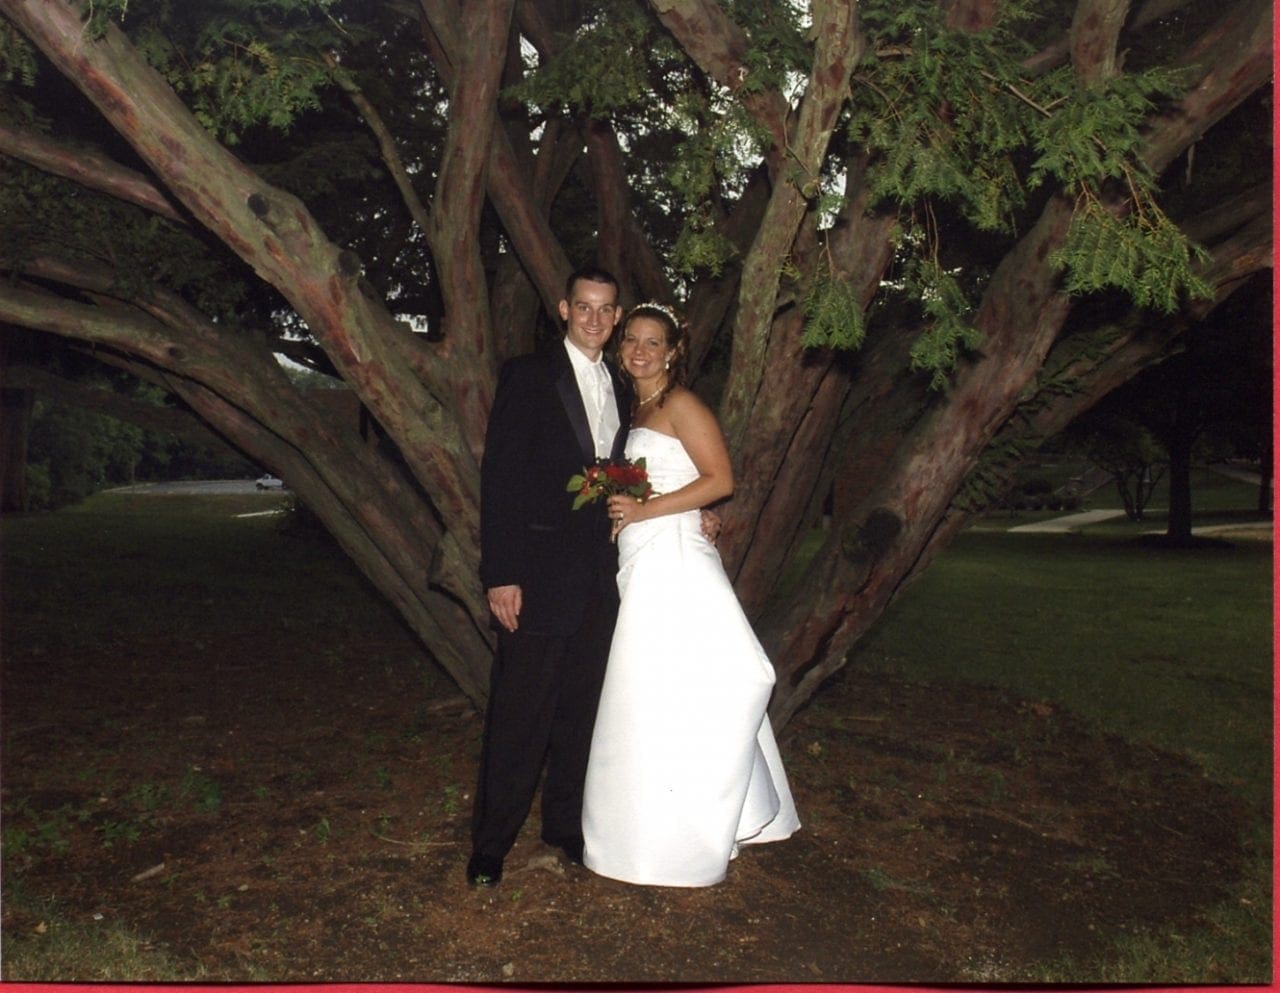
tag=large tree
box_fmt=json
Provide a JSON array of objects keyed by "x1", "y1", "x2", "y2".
[{"x1": 0, "y1": 0, "x2": 1271, "y2": 724}]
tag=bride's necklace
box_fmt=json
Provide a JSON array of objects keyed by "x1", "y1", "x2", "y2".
[{"x1": 636, "y1": 379, "x2": 667, "y2": 407}]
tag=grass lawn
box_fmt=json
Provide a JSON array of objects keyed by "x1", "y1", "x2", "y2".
[
  {"x1": 850, "y1": 529, "x2": 1272, "y2": 803},
  {"x1": 843, "y1": 473, "x2": 1272, "y2": 983}
]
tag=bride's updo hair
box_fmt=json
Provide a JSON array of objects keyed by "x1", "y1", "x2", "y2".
[{"x1": 622, "y1": 301, "x2": 687, "y2": 407}]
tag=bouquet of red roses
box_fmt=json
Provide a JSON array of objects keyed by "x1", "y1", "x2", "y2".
[{"x1": 567, "y1": 457, "x2": 653, "y2": 511}]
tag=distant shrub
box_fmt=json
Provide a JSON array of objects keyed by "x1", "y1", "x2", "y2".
[{"x1": 1001, "y1": 477, "x2": 1056, "y2": 511}]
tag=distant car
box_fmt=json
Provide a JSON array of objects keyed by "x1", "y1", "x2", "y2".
[{"x1": 255, "y1": 474, "x2": 285, "y2": 490}]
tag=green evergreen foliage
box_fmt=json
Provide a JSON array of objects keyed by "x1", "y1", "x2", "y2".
[
  {"x1": 82, "y1": 0, "x2": 133, "y2": 37},
  {"x1": 799, "y1": 263, "x2": 866, "y2": 350},
  {"x1": 113, "y1": 0, "x2": 349, "y2": 144},
  {"x1": 952, "y1": 434, "x2": 1040, "y2": 513},
  {"x1": 1051, "y1": 198, "x2": 1213, "y2": 313},
  {"x1": 664, "y1": 93, "x2": 765, "y2": 275},
  {"x1": 506, "y1": 0, "x2": 674, "y2": 117},
  {"x1": 0, "y1": 17, "x2": 38, "y2": 86},
  {"x1": 671, "y1": 210, "x2": 737, "y2": 278},
  {"x1": 906, "y1": 258, "x2": 984, "y2": 390},
  {"x1": 848, "y1": 0, "x2": 1036, "y2": 233},
  {"x1": 665, "y1": 94, "x2": 721, "y2": 202},
  {"x1": 827, "y1": 0, "x2": 1212, "y2": 384},
  {"x1": 1025, "y1": 67, "x2": 1211, "y2": 312},
  {"x1": 0, "y1": 160, "x2": 61, "y2": 267},
  {"x1": 726, "y1": 0, "x2": 811, "y2": 94},
  {"x1": 1027, "y1": 67, "x2": 1187, "y2": 193}
]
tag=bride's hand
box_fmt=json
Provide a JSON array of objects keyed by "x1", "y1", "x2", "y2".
[
  {"x1": 607, "y1": 494, "x2": 645, "y2": 534},
  {"x1": 699, "y1": 508, "x2": 722, "y2": 544}
]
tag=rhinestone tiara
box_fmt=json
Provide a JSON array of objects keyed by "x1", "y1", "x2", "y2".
[{"x1": 631, "y1": 301, "x2": 680, "y2": 325}]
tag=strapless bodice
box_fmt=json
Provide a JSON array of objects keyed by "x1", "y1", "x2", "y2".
[{"x1": 625, "y1": 427, "x2": 698, "y2": 496}]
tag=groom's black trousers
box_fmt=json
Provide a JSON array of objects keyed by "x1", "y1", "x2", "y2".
[{"x1": 470, "y1": 568, "x2": 618, "y2": 860}]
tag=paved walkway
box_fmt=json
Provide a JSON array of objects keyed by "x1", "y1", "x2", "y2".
[
  {"x1": 1008, "y1": 510, "x2": 1127, "y2": 533},
  {"x1": 1009, "y1": 510, "x2": 1272, "y2": 540},
  {"x1": 107, "y1": 480, "x2": 268, "y2": 496}
]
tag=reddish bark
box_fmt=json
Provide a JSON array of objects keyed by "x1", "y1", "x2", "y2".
[
  {"x1": 426, "y1": 1, "x2": 574, "y2": 325},
  {"x1": 717, "y1": 0, "x2": 865, "y2": 455},
  {"x1": 581, "y1": 120, "x2": 675, "y2": 306},
  {"x1": 726, "y1": 164, "x2": 899, "y2": 606},
  {"x1": 1069, "y1": 0, "x2": 1131, "y2": 84},
  {"x1": 1024, "y1": 0, "x2": 1199, "y2": 76},
  {"x1": 416, "y1": 0, "x2": 514, "y2": 462},
  {"x1": 1143, "y1": 0, "x2": 1273, "y2": 174},
  {"x1": 0, "y1": 121, "x2": 185, "y2": 223},
  {"x1": 649, "y1": 0, "x2": 791, "y2": 164},
  {"x1": 945, "y1": 0, "x2": 999, "y2": 31}
]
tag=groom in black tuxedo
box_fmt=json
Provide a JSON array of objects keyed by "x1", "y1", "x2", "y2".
[{"x1": 467, "y1": 265, "x2": 632, "y2": 886}]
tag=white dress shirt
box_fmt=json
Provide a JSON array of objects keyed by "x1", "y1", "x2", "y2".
[{"x1": 564, "y1": 338, "x2": 621, "y2": 459}]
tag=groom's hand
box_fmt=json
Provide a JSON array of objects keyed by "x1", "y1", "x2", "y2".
[{"x1": 487, "y1": 584, "x2": 522, "y2": 633}]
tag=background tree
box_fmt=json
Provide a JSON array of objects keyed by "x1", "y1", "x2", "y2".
[
  {"x1": 1071, "y1": 406, "x2": 1168, "y2": 522},
  {"x1": 0, "y1": 0, "x2": 1270, "y2": 724},
  {"x1": 1067, "y1": 271, "x2": 1271, "y2": 536},
  {"x1": 1, "y1": 327, "x2": 255, "y2": 510}
]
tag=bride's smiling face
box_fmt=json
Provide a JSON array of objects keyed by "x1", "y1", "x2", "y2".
[{"x1": 618, "y1": 317, "x2": 675, "y2": 383}]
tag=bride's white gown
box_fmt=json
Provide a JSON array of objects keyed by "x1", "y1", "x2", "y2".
[{"x1": 582, "y1": 427, "x2": 800, "y2": 887}]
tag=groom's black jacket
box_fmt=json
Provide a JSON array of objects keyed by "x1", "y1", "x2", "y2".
[{"x1": 479, "y1": 342, "x2": 632, "y2": 637}]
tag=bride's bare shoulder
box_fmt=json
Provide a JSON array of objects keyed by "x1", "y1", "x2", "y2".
[
  {"x1": 664, "y1": 387, "x2": 725, "y2": 440},
  {"x1": 664, "y1": 385, "x2": 710, "y2": 415}
]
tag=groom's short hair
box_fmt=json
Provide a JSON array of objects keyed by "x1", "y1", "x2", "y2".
[{"x1": 564, "y1": 264, "x2": 619, "y2": 301}]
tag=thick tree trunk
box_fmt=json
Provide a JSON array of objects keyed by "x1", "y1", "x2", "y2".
[
  {"x1": 419, "y1": 0, "x2": 513, "y2": 459},
  {"x1": 760, "y1": 189, "x2": 1270, "y2": 724},
  {"x1": 718, "y1": 0, "x2": 864, "y2": 457},
  {"x1": 727, "y1": 178, "x2": 899, "y2": 608},
  {"x1": 750, "y1": 0, "x2": 1272, "y2": 725},
  {"x1": 1163, "y1": 383, "x2": 1198, "y2": 541},
  {"x1": 760, "y1": 193, "x2": 1078, "y2": 726},
  {"x1": 1165, "y1": 445, "x2": 1193, "y2": 538}
]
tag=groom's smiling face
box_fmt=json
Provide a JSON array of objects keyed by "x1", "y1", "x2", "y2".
[{"x1": 560, "y1": 278, "x2": 621, "y2": 361}]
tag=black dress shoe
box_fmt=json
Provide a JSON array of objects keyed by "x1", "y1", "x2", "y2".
[
  {"x1": 542, "y1": 834, "x2": 584, "y2": 864},
  {"x1": 466, "y1": 853, "x2": 503, "y2": 886}
]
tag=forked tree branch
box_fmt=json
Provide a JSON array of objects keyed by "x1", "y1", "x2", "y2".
[{"x1": 0, "y1": 120, "x2": 185, "y2": 223}]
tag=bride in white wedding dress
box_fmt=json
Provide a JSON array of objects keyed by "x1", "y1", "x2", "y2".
[{"x1": 581, "y1": 302, "x2": 799, "y2": 888}]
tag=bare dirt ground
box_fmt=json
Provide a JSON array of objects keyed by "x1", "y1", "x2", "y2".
[{"x1": 1, "y1": 618, "x2": 1257, "y2": 983}]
